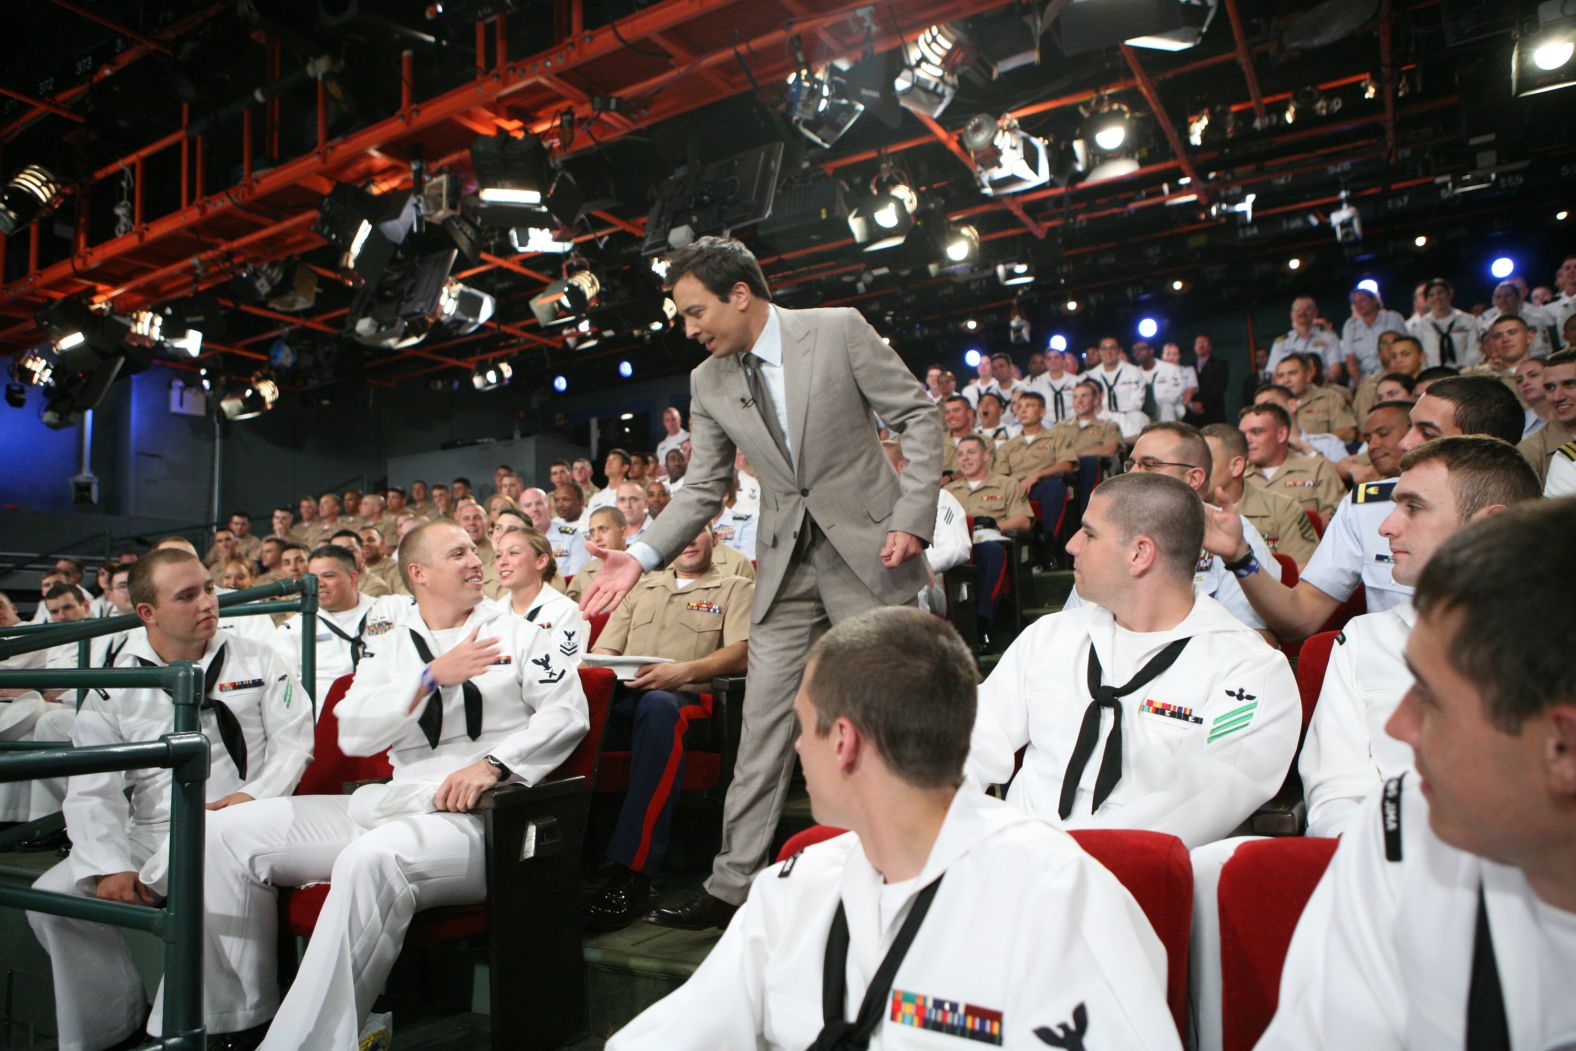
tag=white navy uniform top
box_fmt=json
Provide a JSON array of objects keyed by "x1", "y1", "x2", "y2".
[
  {"x1": 215, "y1": 587, "x2": 282, "y2": 648},
  {"x1": 337, "y1": 600, "x2": 587, "y2": 797},
  {"x1": 1259, "y1": 778, "x2": 1576, "y2": 1051},
  {"x1": 1341, "y1": 309, "x2": 1409, "y2": 378},
  {"x1": 273, "y1": 593, "x2": 377, "y2": 705},
  {"x1": 1060, "y1": 513, "x2": 1282, "y2": 631},
  {"x1": 1298, "y1": 429, "x2": 1350, "y2": 466},
  {"x1": 587, "y1": 487, "x2": 619, "y2": 513},
  {"x1": 487, "y1": 585, "x2": 588, "y2": 670},
  {"x1": 966, "y1": 596, "x2": 1300, "y2": 849},
  {"x1": 1027, "y1": 371, "x2": 1080, "y2": 422},
  {"x1": 1477, "y1": 302, "x2": 1557, "y2": 357},
  {"x1": 1269, "y1": 328, "x2": 1342, "y2": 374},
  {"x1": 1552, "y1": 290, "x2": 1576, "y2": 335},
  {"x1": 1299, "y1": 603, "x2": 1417, "y2": 839},
  {"x1": 714, "y1": 504, "x2": 759, "y2": 560},
  {"x1": 1545, "y1": 448, "x2": 1576, "y2": 498},
  {"x1": 1147, "y1": 360, "x2": 1192, "y2": 421},
  {"x1": 607, "y1": 789, "x2": 1181, "y2": 1051},
  {"x1": 1089, "y1": 361, "x2": 1148, "y2": 413},
  {"x1": 552, "y1": 518, "x2": 591, "y2": 577},
  {"x1": 656, "y1": 428, "x2": 690, "y2": 469},
  {"x1": 735, "y1": 470, "x2": 762, "y2": 512},
  {"x1": 1298, "y1": 480, "x2": 1413, "y2": 614},
  {"x1": 926, "y1": 488, "x2": 971, "y2": 575},
  {"x1": 66, "y1": 630, "x2": 313, "y2": 894},
  {"x1": 1407, "y1": 308, "x2": 1481, "y2": 367}
]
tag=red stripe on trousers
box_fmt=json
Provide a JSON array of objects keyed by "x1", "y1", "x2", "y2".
[{"x1": 630, "y1": 698, "x2": 712, "y2": 872}]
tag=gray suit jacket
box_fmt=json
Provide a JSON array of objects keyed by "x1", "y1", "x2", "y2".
[{"x1": 640, "y1": 305, "x2": 944, "y2": 620}]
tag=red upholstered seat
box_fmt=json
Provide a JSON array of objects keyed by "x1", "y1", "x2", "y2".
[
  {"x1": 1304, "y1": 508, "x2": 1324, "y2": 538},
  {"x1": 1316, "y1": 582, "x2": 1366, "y2": 636},
  {"x1": 774, "y1": 825, "x2": 1192, "y2": 1039},
  {"x1": 1272, "y1": 552, "x2": 1299, "y2": 588},
  {"x1": 292, "y1": 675, "x2": 392, "y2": 796},
  {"x1": 1219, "y1": 837, "x2": 1339, "y2": 1051},
  {"x1": 587, "y1": 612, "x2": 609, "y2": 647},
  {"x1": 593, "y1": 691, "x2": 722, "y2": 793},
  {"x1": 1294, "y1": 631, "x2": 1339, "y2": 732}
]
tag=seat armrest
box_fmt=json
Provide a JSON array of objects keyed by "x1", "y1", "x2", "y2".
[
  {"x1": 475, "y1": 775, "x2": 587, "y2": 811},
  {"x1": 710, "y1": 675, "x2": 747, "y2": 794}
]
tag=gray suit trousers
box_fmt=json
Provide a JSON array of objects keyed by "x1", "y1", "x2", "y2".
[{"x1": 703, "y1": 529, "x2": 905, "y2": 903}]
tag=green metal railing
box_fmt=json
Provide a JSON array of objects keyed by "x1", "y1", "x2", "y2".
[
  {"x1": 0, "y1": 662, "x2": 209, "y2": 1051},
  {"x1": 0, "y1": 575, "x2": 320, "y2": 714}
]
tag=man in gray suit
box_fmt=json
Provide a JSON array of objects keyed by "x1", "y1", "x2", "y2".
[{"x1": 582, "y1": 236, "x2": 943, "y2": 928}]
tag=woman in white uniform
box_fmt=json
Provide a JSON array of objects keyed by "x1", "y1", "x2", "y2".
[{"x1": 490, "y1": 523, "x2": 588, "y2": 667}]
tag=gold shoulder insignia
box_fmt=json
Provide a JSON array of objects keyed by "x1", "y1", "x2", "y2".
[{"x1": 1557, "y1": 441, "x2": 1576, "y2": 463}]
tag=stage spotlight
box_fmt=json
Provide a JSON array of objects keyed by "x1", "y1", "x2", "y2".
[
  {"x1": 1048, "y1": 334, "x2": 1068, "y2": 352},
  {"x1": 788, "y1": 66, "x2": 865, "y2": 149},
  {"x1": 996, "y1": 262, "x2": 1035, "y2": 286},
  {"x1": 1413, "y1": 234, "x2": 1430, "y2": 249},
  {"x1": 963, "y1": 318, "x2": 979, "y2": 331},
  {"x1": 650, "y1": 256, "x2": 671, "y2": 279},
  {"x1": 471, "y1": 360, "x2": 513, "y2": 391},
  {"x1": 944, "y1": 225, "x2": 980, "y2": 264},
  {"x1": 530, "y1": 258, "x2": 601, "y2": 327},
  {"x1": 1490, "y1": 256, "x2": 1515, "y2": 279},
  {"x1": 1137, "y1": 317, "x2": 1159, "y2": 339},
  {"x1": 1062, "y1": 298, "x2": 1083, "y2": 315},
  {"x1": 847, "y1": 168, "x2": 919, "y2": 252},
  {"x1": 962, "y1": 114, "x2": 1055, "y2": 196},
  {"x1": 618, "y1": 360, "x2": 634, "y2": 378},
  {"x1": 508, "y1": 225, "x2": 574, "y2": 254},
  {"x1": 315, "y1": 183, "x2": 412, "y2": 281},
  {"x1": 893, "y1": 24, "x2": 959, "y2": 118},
  {"x1": 0, "y1": 164, "x2": 65, "y2": 236},
  {"x1": 218, "y1": 371, "x2": 280, "y2": 421},
  {"x1": 436, "y1": 280, "x2": 496, "y2": 334},
  {"x1": 1287, "y1": 257, "x2": 1303, "y2": 271},
  {"x1": 1513, "y1": 17, "x2": 1576, "y2": 96},
  {"x1": 963, "y1": 348, "x2": 983, "y2": 368},
  {"x1": 1085, "y1": 105, "x2": 1132, "y2": 153},
  {"x1": 552, "y1": 374, "x2": 568, "y2": 392},
  {"x1": 1557, "y1": 210, "x2": 1570, "y2": 222}
]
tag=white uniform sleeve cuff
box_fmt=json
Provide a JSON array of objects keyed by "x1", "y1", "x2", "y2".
[{"x1": 627, "y1": 541, "x2": 663, "y2": 574}]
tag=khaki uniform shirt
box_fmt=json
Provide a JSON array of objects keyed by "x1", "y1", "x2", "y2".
[
  {"x1": 944, "y1": 473, "x2": 1034, "y2": 527},
  {"x1": 359, "y1": 558, "x2": 406, "y2": 598},
  {"x1": 595, "y1": 566, "x2": 752, "y2": 692},
  {"x1": 1048, "y1": 417, "x2": 1123, "y2": 459},
  {"x1": 1296, "y1": 385, "x2": 1357, "y2": 439},
  {"x1": 1236, "y1": 482, "x2": 1320, "y2": 567},
  {"x1": 1519, "y1": 418, "x2": 1573, "y2": 486},
  {"x1": 994, "y1": 429, "x2": 1071, "y2": 479},
  {"x1": 710, "y1": 543, "x2": 757, "y2": 581},
  {"x1": 565, "y1": 557, "x2": 605, "y2": 604},
  {"x1": 1245, "y1": 452, "x2": 1347, "y2": 522}
]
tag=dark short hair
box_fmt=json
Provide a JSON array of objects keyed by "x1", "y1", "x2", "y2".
[
  {"x1": 1397, "y1": 436, "x2": 1541, "y2": 520},
  {"x1": 280, "y1": 543, "x2": 308, "y2": 557},
  {"x1": 1240, "y1": 402, "x2": 1293, "y2": 430},
  {"x1": 1422, "y1": 376, "x2": 1524, "y2": 444},
  {"x1": 1138, "y1": 420, "x2": 1212, "y2": 477},
  {"x1": 549, "y1": 459, "x2": 570, "y2": 471},
  {"x1": 495, "y1": 506, "x2": 529, "y2": 526},
  {"x1": 1201, "y1": 422, "x2": 1247, "y2": 461},
  {"x1": 990, "y1": 352, "x2": 1012, "y2": 365},
  {"x1": 308, "y1": 545, "x2": 359, "y2": 576},
  {"x1": 386, "y1": 486, "x2": 406, "y2": 499},
  {"x1": 589, "y1": 505, "x2": 628, "y2": 529},
  {"x1": 109, "y1": 562, "x2": 134, "y2": 584},
  {"x1": 432, "y1": 483, "x2": 451, "y2": 493},
  {"x1": 805, "y1": 607, "x2": 978, "y2": 788},
  {"x1": 1377, "y1": 371, "x2": 1417, "y2": 394},
  {"x1": 1092, "y1": 472, "x2": 1206, "y2": 580},
  {"x1": 1545, "y1": 348, "x2": 1576, "y2": 369},
  {"x1": 453, "y1": 476, "x2": 472, "y2": 487},
  {"x1": 1255, "y1": 383, "x2": 1297, "y2": 401},
  {"x1": 1487, "y1": 313, "x2": 1528, "y2": 332},
  {"x1": 941, "y1": 395, "x2": 972, "y2": 411},
  {"x1": 605, "y1": 448, "x2": 631, "y2": 468},
  {"x1": 273, "y1": 505, "x2": 293, "y2": 517},
  {"x1": 261, "y1": 536, "x2": 286, "y2": 552},
  {"x1": 1016, "y1": 390, "x2": 1046, "y2": 408},
  {"x1": 1424, "y1": 277, "x2": 1453, "y2": 295},
  {"x1": 1388, "y1": 335, "x2": 1423, "y2": 355},
  {"x1": 665, "y1": 235, "x2": 773, "y2": 303},
  {"x1": 330, "y1": 529, "x2": 362, "y2": 546},
  {"x1": 1415, "y1": 365, "x2": 1460, "y2": 385},
  {"x1": 128, "y1": 548, "x2": 201, "y2": 608},
  {"x1": 1413, "y1": 498, "x2": 1576, "y2": 731},
  {"x1": 43, "y1": 583, "x2": 80, "y2": 603},
  {"x1": 956, "y1": 434, "x2": 989, "y2": 454}
]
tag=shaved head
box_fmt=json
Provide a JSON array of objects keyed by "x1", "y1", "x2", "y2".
[{"x1": 397, "y1": 520, "x2": 464, "y2": 593}]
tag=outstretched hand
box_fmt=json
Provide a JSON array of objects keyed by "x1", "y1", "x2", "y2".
[
  {"x1": 1203, "y1": 488, "x2": 1251, "y2": 562},
  {"x1": 579, "y1": 545, "x2": 644, "y2": 615}
]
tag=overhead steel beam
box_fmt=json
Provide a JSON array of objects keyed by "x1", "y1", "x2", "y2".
[
  {"x1": 1120, "y1": 44, "x2": 1209, "y2": 205},
  {"x1": 49, "y1": 0, "x2": 173, "y2": 55},
  {"x1": 1221, "y1": 0, "x2": 1268, "y2": 127},
  {"x1": 912, "y1": 111, "x2": 1046, "y2": 239}
]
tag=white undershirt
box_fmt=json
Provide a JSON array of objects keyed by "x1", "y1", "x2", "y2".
[{"x1": 1532, "y1": 892, "x2": 1576, "y2": 1046}]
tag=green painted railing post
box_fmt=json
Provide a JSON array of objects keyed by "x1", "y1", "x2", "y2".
[
  {"x1": 298, "y1": 572, "x2": 319, "y2": 718},
  {"x1": 76, "y1": 637, "x2": 91, "y2": 708},
  {"x1": 162, "y1": 659, "x2": 207, "y2": 1050}
]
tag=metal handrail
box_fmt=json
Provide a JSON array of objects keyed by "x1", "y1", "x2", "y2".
[
  {"x1": 0, "y1": 575, "x2": 320, "y2": 710},
  {"x1": 0, "y1": 662, "x2": 209, "y2": 1051}
]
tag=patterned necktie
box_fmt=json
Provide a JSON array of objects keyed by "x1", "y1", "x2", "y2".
[
  {"x1": 742, "y1": 353, "x2": 792, "y2": 465},
  {"x1": 136, "y1": 643, "x2": 248, "y2": 779},
  {"x1": 407, "y1": 629, "x2": 483, "y2": 749},
  {"x1": 1059, "y1": 637, "x2": 1192, "y2": 819}
]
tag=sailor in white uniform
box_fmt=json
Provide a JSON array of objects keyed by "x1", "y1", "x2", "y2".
[
  {"x1": 610, "y1": 607, "x2": 1181, "y2": 1051},
  {"x1": 209, "y1": 521, "x2": 587, "y2": 1051},
  {"x1": 967, "y1": 474, "x2": 1299, "y2": 849},
  {"x1": 26, "y1": 549, "x2": 313, "y2": 1050},
  {"x1": 1260, "y1": 498, "x2": 1576, "y2": 1050},
  {"x1": 273, "y1": 545, "x2": 376, "y2": 709}
]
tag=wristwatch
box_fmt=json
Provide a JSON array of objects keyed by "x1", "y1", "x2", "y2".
[
  {"x1": 483, "y1": 754, "x2": 512, "y2": 779},
  {"x1": 1223, "y1": 549, "x2": 1261, "y2": 579}
]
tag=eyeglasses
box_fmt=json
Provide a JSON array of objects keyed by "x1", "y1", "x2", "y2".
[{"x1": 1124, "y1": 456, "x2": 1200, "y2": 473}]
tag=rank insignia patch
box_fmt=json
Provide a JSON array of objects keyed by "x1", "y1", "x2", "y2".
[{"x1": 890, "y1": 990, "x2": 1002, "y2": 1046}]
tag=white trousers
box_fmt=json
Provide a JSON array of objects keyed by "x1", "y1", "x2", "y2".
[
  {"x1": 212, "y1": 796, "x2": 487, "y2": 1051},
  {"x1": 0, "y1": 707, "x2": 73, "y2": 821},
  {"x1": 1188, "y1": 836, "x2": 1262, "y2": 1051}
]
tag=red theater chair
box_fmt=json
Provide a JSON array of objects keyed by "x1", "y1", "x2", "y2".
[
  {"x1": 1294, "y1": 631, "x2": 1339, "y2": 731},
  {"x1": 591, "y1": 674, "x2": 746, "y2": 816},
  {"x1": 1272, "y1": 552, "x2": 1299, "y2": 588},
  {"x1": 1304, "y1": 509, "x2": 1325, "y2": 538},
  {"x1": 1218, "y1": 837, "x2": 1339, "y2": 1051},
  {"x1": 279, "y1": 667, "x2": 616, "y2": 1050},
  {"x1": 775, "y1": 826, "x2": 1193, "y2": 1039}
]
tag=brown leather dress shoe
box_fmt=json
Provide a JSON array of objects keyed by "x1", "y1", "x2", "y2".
[{"x1": 645, "y1": 889, "x2": 738, "y2": 930}]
